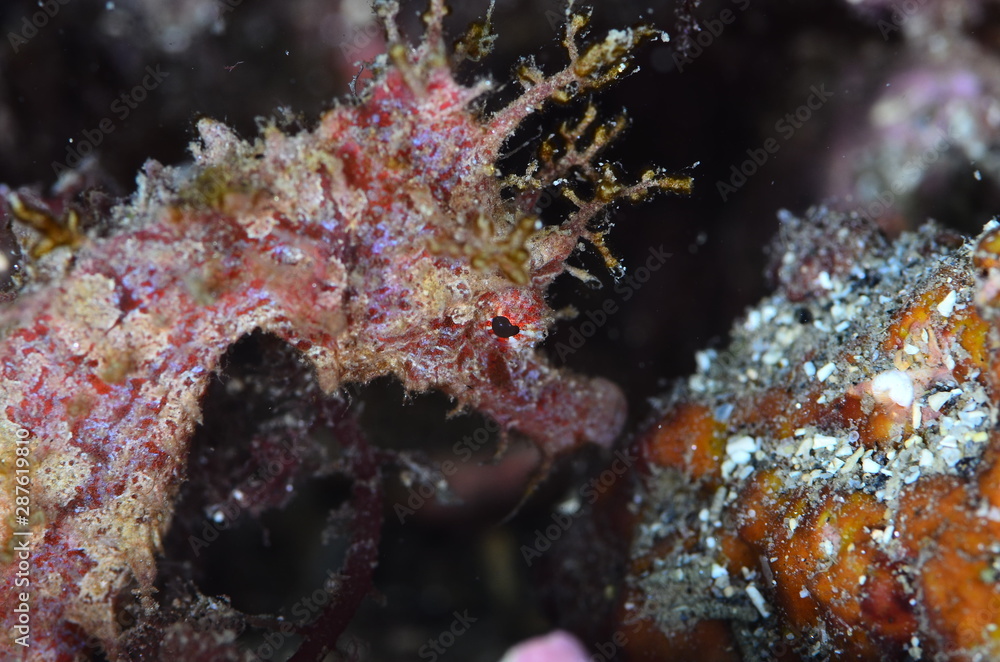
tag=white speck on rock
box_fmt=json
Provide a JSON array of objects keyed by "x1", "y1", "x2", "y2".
[
  {"x1": 726, "y1": 435, "x2": 758, "y2": 465},
  {"x1": 871, "y1": 369, "x2": 914, "y2": 407},
  {"x1": 936, "y1": 290, "x2": 957, "y2": 317},
  {"x1": 746, "y1": 584, "x2": 771, "y2": 618},
  {"x1": 816, "y1": 362, "x2": 836, "y2": 382}
]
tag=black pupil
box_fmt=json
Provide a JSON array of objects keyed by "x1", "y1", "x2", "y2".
[{"x1": 491, "y1": 316, "x2": 520, "y2": 338}]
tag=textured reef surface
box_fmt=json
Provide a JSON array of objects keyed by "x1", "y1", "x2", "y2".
[{"x1": 616, "y1": 208, "x2": 1000, "y2": 660}]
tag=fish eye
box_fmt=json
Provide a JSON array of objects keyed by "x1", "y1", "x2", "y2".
[{"x1": 491, "y1": 315, "x2": 521, "y2": 338}]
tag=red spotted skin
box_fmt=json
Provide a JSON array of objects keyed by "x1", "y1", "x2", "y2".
[{"x1": 0, "y1": 4, "x2": 680, "y2": 658}]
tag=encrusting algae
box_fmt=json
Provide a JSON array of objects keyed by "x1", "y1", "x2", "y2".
[{"x1": 616, "y1": 207, "x2": 1000, "y2": 660}]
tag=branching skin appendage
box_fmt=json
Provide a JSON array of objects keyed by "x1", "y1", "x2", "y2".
[{"x1": 0, "y1": 1, "x2": 691, "y2": 659}]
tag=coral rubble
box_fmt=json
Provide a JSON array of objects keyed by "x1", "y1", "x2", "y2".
[
  {"x1": 619, "y1": 207, "x2": 1000, "y2": 660},
  {"x1": 0, "y1": 0, "x2": 690, "y2": 659}
]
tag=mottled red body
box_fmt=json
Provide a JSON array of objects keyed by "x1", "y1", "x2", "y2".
[{"x1": 0, "y1": 2, "x2": 686, "y2": 659}]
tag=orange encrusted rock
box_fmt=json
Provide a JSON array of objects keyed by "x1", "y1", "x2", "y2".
[
  {"x1": 618, "y1": 208, "x2": 1000, "y2": 661},
  {"x1": 640, "y1": 402, "x2": 725, "y2": 481}
]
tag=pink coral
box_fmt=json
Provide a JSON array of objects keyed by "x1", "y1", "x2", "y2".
[{"x1": 499, "y1": 630, "x2": 590, "y2": 662}]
